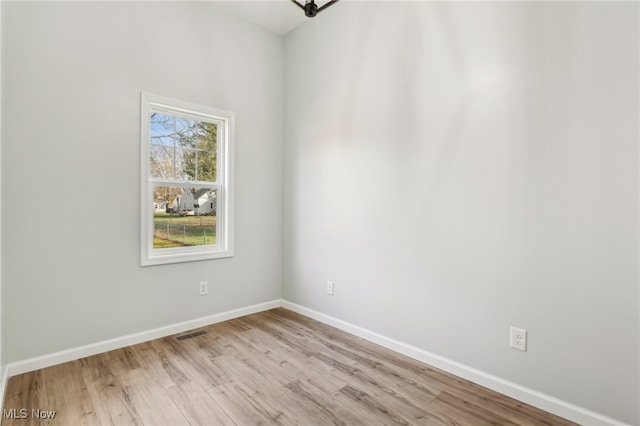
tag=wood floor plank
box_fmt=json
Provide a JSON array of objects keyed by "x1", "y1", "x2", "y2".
[
  {"x1": 165, "y1": 381, "x2": 236, "y2": 426},
  {"x1": 311, "y1": 351, "x2": 433, "y2": 423},
  {"x1": 283, "y1": 379, "x2": 368, "y2": 426},
  {"x1": 428, "y1": 390, "x2": 521, "y2": 426},
  {"x1": 115, "y1": 368, "x2": 190, "y2": 426},
  {"x1": 206, "y1": 380, "x2": 296, "y2": 425},
  {"x1": 80, "y1": 354, "x2": 143, "y2": 425},
  {"x1": 310, "y1": 334, "x2": 443, "y2": 407},
  {"x1": 158, "y1": 335, "x2": 229, "y2": 390},
  {"x1": 238, "y1": 311, "x2": 364, "y2": 393},
  {"x1": 2, "y1": 308, "x2": 578, "y2": 426},
  {"x1": 338, "y1": 384, "x2": 416, "y2": 425},
  {"x1": 47, "y1": 360, "x2": 97, "y2": 426}
]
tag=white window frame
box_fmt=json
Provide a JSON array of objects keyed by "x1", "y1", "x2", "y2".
[{"x1": 140, "y1": 93, "x2": 234, "y2": 266}]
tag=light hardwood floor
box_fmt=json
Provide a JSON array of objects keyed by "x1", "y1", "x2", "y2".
[{"x1": 2, "y1": 308, "x2": 576, "y2": 425}]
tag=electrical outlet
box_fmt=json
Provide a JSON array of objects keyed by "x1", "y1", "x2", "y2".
[
  {"x1": 326, "y1": 281, "x2": 334, "y2": 296},
  {"x1": 199, "y1": 281, "x2": 208, "y2": 296},
  {"x1": 510, "y1": 327, "x2": 527, "y2": 351}
]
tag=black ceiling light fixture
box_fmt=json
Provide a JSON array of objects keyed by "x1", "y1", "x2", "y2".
[{"x1": 291, "y1": 0, "x2": 340, "y2": 18}]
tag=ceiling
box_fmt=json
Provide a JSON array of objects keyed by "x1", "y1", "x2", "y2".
[{"x1": 214, "y1": 0, "x2": 312, "y2": 35}]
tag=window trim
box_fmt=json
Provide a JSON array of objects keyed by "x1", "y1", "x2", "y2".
[{"x1": 140, "y1": 92, "x2": 234, "y2": 266}]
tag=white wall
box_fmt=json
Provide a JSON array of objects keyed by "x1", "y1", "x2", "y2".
[
  {"x1": 3, "y1": 2, "x2": 283, "y2": 362},
  {"x1": 283, "y1": 2, "x2": 639, "y2": 424}
]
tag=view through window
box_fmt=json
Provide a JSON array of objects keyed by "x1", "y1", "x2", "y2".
[
  {"x1": 141, "y1": 93, "x2": 234, "y2": 265},
  {"x1": 150, "y1": 113, "x2": 218, "y2": 249}
]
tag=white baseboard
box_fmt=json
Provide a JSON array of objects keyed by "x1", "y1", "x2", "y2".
[
  {"x1": 281, "y1": 300, "x2": 629, "y2": 426},
  {"x1": 6, "y1": 300, "x2": 281, "y2": 377},
  {"x1": 0, "y1": 365, "x2": 9, "y2": 412}
]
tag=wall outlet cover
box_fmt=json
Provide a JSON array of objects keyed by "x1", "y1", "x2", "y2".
[
  {"x1": 510, "y1": 327, "x2": 527, "y2": 351},
  {"x1": 326, "y1": 281, "x2": 334, "y2": 296}
]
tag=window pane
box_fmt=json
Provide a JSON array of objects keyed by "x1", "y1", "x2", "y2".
[
  {"x1": 153, "y1": 186, "x2": 217, "y2": 249},
  {"x1": 150, "y1": 146, "x2": 175, "y2": 179},
  {"x1": 150, "y1": 114, "x2": 218, "y2": 182},
  {"x1": 150, "y1": 113, "x2": 175, "y2": 147},
  {"x1": 197, "y1": 150, "x2": 217, "y2": 182},
  {"x1": 174, "y1": 149, "x2": 190, "y2": 180},
  {"x1": 175, "y1": 117, "x2": 199, "y2": 150},
  {"x1": 198, "y1": 124, "x2": 217, "y2": 180},
  {"x1": 178, "y1": 148, "x2": 198, "y2": 181}
]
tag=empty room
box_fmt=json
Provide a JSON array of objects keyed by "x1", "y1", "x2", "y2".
[{"x1": 0, "y1": 0, "x2": 638, "y2": 425}]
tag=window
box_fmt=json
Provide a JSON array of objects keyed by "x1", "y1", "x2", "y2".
[{"x1": 140, "y1": 93, "x2": 234, "y2": 266}]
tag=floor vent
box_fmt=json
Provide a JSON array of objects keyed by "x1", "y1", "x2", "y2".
[{"x1": 176, "y1": 330, "x2": 207, "y2": 341}]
